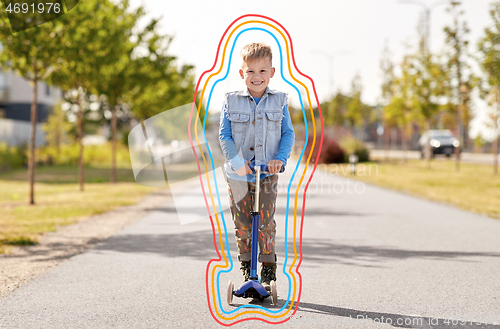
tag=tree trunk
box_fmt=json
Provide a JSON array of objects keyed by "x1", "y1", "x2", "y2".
[
  {"x1": 77, "y1": 94, "x2": 84, "y2": 191},
  {"x1": 493, "y1": 135, "x2": 498, "y2": 175},
  {"x1": 384, "y1": 124, "x2": 390, "y2": 161},
  {"x1": 464, "y1": 121, "x2": 470, "y2": 151},
  {"x1": 56, "y1": 120, "x2": 61, "y2": 160},
  {"x1": 455, "y1": 51, "x2": 463, "y2": 172},
  {"x1": 455, "y1": 105, "x2": 461, "y2": 172},
  {"x1": 494, "y1": 93, "x2": 499, "y2": 175},
  {"x1": 391, "y1": 127, "x2": 397, "y2": 151},
  {"x1": 28, "y1": 77, "x2": 38, "y2": 205},
  {"x1": 111, "y1": 104, "x2": 117, "y2": 184},
  {"x1": 402, "y1": 125, "x2": 408, "y2": 164},
  {"x1": 425, "y1": 119, "x2": 431, "y2": 169}
]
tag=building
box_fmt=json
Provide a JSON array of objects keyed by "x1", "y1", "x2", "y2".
[{"x1": 0, "y1": 69, "x2": 62, "y2": 147}]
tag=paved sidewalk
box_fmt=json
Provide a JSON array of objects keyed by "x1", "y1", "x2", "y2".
[{"x1": 0, "y1": 162, "x2": 499, "y2": 328}]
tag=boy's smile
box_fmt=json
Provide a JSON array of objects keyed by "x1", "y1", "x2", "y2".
[{"x1": 239, "y1": 58, "x2": 275, "y2": 98}]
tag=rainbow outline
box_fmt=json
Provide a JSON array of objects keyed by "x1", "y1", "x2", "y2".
[{"x1": 187, "y1": 15, "x2": 324, "y2": 326}]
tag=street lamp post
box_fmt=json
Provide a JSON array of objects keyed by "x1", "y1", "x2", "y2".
[
  {"x1": 399, "y1": 0, "x2": 449, "y2": 54},
  {"x1": 311, "y1": 50, "x2": 352, "y2": 97}
]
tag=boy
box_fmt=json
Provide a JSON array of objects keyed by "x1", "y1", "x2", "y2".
[{"x1": 218, "y1": 43, "x2": 295, "y2": 291}]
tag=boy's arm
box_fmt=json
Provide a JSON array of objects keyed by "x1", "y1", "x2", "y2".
[
  {"x1": 273, "y1": 104, "x2": 295, "y2": 167},
  {"x1": 219, "y1": 100, "x2": 246, "y2": 171}
]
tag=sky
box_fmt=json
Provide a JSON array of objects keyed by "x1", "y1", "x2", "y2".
[{"x1": 128, "y1": 0, "x2": 496, "y2": 140}]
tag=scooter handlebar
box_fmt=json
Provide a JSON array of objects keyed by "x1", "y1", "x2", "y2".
[{"x1": 247, "y1": 162, "x2": 285, "y2": 174}]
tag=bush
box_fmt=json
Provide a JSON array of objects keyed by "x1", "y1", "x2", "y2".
[
  {"x1": 302, "y1": 134, "x2": 346, "y2": 164},
  {"x1": 0, "y1": 236, "x2": 37, "y2": 246},
  {"x1": 89, "y1": 142, "x2": 131, "y2": 167},
  {"x1": 1, "y1": 141, "x2": 132, "y2": 173},
  {"x1": 0, "y1": 142, "x2": 27, "y2": 172},
  {"x1": 36, "y1": 143, "x2": 79, "y2": 165},
  {"x1": 36, "y1": 142, "x2": 132, "y2": 167},
  {"x1": 339, "y1": 136, "x2": 370, "y2": 162}
]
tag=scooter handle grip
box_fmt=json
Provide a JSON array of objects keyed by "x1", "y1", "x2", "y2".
[{"x1": 247, "y1": 162, "x2": 285, "y2": 174}]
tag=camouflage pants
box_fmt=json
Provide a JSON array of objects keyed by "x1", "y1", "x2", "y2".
[{"x1": 227, "y1": 174, "x2": 279, "y2": 264}]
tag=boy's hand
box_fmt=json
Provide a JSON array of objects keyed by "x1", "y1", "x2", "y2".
[
  {"x1": 267, "y1": 159, "x2": 283, "y2": 174},
  {"x1": 235, "y1": 161, "x2": 252, "y2": 176}
]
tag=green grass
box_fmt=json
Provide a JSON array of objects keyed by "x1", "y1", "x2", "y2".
[
  {"x1": 0, "y1": 165, "x2": 157, "y2": 253},
  {"x1": 323, "y1": 159, "x2": 500, "y2": 220},
  {"x1": 1, "y1": 165, "x2": 139, "y2": 184},
  {"x1": 0, "y1": 236, "x2": 37, "y2": 246}
]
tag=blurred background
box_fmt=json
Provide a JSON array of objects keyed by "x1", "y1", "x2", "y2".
[{"x1": 0, "y1": 0, "x2": 499, "y2": 252}]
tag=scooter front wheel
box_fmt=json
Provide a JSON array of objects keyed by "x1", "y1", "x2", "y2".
[
  {"x1": 270, "y1": 280, "x2": 277, "y2": 305},
  {"x1": 227, "y1": 280, "x2": 234, "y2": 305}
]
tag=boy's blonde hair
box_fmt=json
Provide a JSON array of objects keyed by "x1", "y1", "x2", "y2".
[{"x1": 241, "y1": 43, "x2": 272, "y2": 66}]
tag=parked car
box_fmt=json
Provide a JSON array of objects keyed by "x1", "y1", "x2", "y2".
[{"x1": 418, "y1": 129, "x2": 460, "y2": 158}]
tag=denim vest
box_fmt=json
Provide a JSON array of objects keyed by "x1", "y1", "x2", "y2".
[{"x1": 224, "y1": 87, "x2": 287, "y2": 172}]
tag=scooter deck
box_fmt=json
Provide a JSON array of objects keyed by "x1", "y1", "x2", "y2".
[{"x1": 234, "y1": 279, "x2": 269, "y2": 300}]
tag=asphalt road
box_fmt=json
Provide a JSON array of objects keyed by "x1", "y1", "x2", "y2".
[{"x1": 1, "y1": 161, "x2": 499, "y2": 328}]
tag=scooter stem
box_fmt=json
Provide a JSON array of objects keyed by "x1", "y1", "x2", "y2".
[
  {"x1": 249, "y1": 166, "x2": 261, "y2": 280},
  {"x1": 254, "y1": 166, "x2": 261, "y2": 212}
]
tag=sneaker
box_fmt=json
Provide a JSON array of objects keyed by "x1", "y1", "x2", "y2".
[
  {"x1": 240, "y1": 261, "x2": 251, "y2": 282},
  {"x1": 260, "y1": 262, "x2": 277, "y2": 291}
]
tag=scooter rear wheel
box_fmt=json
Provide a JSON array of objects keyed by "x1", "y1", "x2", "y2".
[
  {"x1": 270, "y1": 280, "x2": 277, "y2": 305},
  {"x1": 227, "y1": 280, "x2": 234, "y2": 305}
]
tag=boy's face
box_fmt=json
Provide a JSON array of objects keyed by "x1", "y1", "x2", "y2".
[{"x1": 239, "y1": 57, "x2": 275, "y2": 98}]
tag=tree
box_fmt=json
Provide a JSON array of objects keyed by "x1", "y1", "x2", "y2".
[
  {"x1": 48, "y1": 0, "x2": 137, "y2": 190},
  {"x1": 406, "y1": 48, "x2": 447, "y2": 167},
  {"x1": 477, "y1": 1, "x2": 500, "y2": 175},
  {"x1": 379, "y1": 41, "x2": 397, "y2": 161},
  {"x1": 386, "y1": 54, "x2": 420, "y2": 163},
  {"x1": 124, "y1": 39, "x2": 196, "y2": 144},
  {"x1": 41, "y1": 100, "x2": 72, "y2": 162},
  {"x1": 0, "y1": 6, "x2": 63, "y2": 204},
  {"x1": 473, "y1": 132, "x2": 487, "y2": 153},
  {"x1": 345, "y1": 73, "x2": 372, "y2": 141},
  {"x1": 326, "y1": 90, "x2": 348, "y2": 128},
  {"x1": 483, "y1": 86, "x2": 500, "y2": 174},
  {"x1": 125, "y1": 51, "x2": 195, "y2": 119},
  {"x1": 93, "y1": 4, "x2": 195, "y2": 183},
  {"x1": 443, "y1": 1, "x2": 476, "y2": 172},
  {"x1": 89, "y1": 0, "x2": 148, "y2": 184}
]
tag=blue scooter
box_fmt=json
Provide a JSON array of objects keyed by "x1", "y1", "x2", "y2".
[{"x1": 227, "y1": 162, "x2": 284, "y2": 306}]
